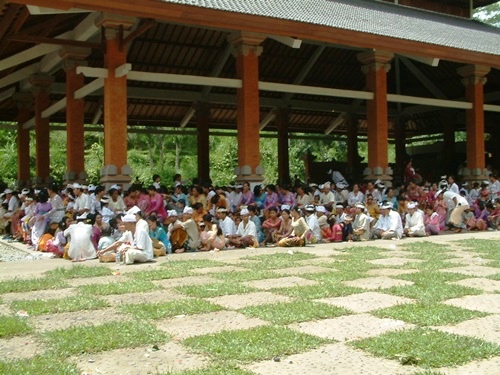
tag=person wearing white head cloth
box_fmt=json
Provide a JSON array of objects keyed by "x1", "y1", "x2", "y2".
[
  {"x1": 172, "y1": 206, "x2": 200, "y2": 253},
  {"x1": 372, "y1": 203, "x2": 403, "y2": 240},
  {"x1": 118, "y1": 213, "x2": 153, "y2": 264},
  {"x1": 127, "y1": 206, "x2": 149, "y2": 234},
  {"x1": 64, "y1": 213, "x2": 97, "y2": 262},
  {"x1": 304, "y1": 205, "x2": 321, "y2": 243},
  {"x1": 404, "y1": 202, "x2": 426, "y2": 237},
  {"x1": 352, "y1": 203, "x2": 370, "y2": 241},
  {"x1": 443, "y1": 190, "x2": 469, "y2": 232},
  {"x1": 228, "y1": 208, "x2": 258, "y2": 248}
]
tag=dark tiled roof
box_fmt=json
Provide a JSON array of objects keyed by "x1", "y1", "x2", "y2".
[{"x1": 162, "y1": 0, "x2": 500, "y2": 55}]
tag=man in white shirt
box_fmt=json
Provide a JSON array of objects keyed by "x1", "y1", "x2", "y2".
[
  {"x1": 304, "y1": 204, "x2": 321, "y2": 243},
  {"x1": 404, "y1": 202, "x2": 426, "y2": 237},
  {"x1": 120, "y1": 213, "x2": 153, "y2": 264},
  {"x1": 228, "y1": 208, "x2": 257, "y2": 248},
  {"x1": 352, "y1": 203, "x2": 370, "y2": 241},
  {"x1": 372, "y1": 203, "x2": 403, "y2": 240},
  {"x1": 319, "y1": 183, "x2": 336, "y2": 211},
  {"x1": 216, "y1": 207, "x2": 236, "y2": 237},
  {"x1": 489, "y1": 174, "x2": 500, "y2": 198},
  {"x1": 72, "y1": 183, "x2": 89, "y2": 215},
  {"x1": 443, "y1": 190, "x2": 469, "y2": 232}
]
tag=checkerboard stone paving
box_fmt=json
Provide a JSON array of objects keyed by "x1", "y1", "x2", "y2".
[
  {"x1": 206, "y1": 291, "x2": 292, "y2": 310},
  {"x1": 1, "y1": 236, "x2": 500, "y2": 375},
  {"x1": 289, "y1": 313, "x2": 415, "y2": 342},
  {"x1": 156, "y1": 310, "x2": 268, "y2": 340},
  {"x1": 244, "y1": 276, "x2": 319, "y2": 290}
]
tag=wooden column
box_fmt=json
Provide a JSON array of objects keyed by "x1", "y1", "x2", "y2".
[
  {"x1": 29, "y1": 73, "x2": 53, "y2": 186},
  {"x1": 441, "y1": 110, "x2": 456, "y2": 175},
  {"x1": 96, "y1": 14, "x2": 136, "y2": 190},
  {"x1": 276, "y1": 107, "x2": 290, "y2": 185},
  {"x1": 61, "y1": 47, "x2": 90, "y2": 184},
  {"x1": 457, "y1": 64, "x2": 490, "y2": 182},
  {"x1": 346, "y1": 114, "x2": 359, "y2": 181},
  {"x1": 358, "y1": 50, "x2": 394, "y2": 183},
  {"x1": 13, "y1": 92, "x2": 32, "y2": 187},
  {"x1": 394, "y1": 116, "x2": 406, "y2": 185},
  {"x1": 229, "y1": 32, "x2": 265, "y2": 185},
  {"x1": 196, "y1": 102, "x2": 210, "y2": 185}
]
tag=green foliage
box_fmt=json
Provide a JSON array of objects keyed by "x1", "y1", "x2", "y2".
[{"x1": 474, "y1": 2, "x2": 500, "y2": 27}]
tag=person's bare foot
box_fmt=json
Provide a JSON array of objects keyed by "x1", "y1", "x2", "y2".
[{"x1": 175, "y1": 248, "x2": 185, "y2": 254}]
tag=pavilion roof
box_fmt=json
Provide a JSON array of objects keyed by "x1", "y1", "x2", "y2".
[{"x1": 161, "y1": 0, "x2": 500, "y2": 56}]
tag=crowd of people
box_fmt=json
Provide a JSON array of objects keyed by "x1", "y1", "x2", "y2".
[{"x1": 0, "y1": 172, "x2": 498, "y2": 264}]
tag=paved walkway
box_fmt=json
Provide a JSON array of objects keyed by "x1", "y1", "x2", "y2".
[{"x1": 0, "y1": 231, "x2": 499, "y2": 374}]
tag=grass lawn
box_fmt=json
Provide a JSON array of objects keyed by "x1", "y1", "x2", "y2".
[{"x1": 0, "y1": 238, "x2": 498, "y2": 373}]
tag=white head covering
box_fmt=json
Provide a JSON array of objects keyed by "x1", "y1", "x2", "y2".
[
  {"x1": 183, "y1": 206, "x2": 193, "y2": 215},
  {"x1": 407, "y1": 202, "x2": 417, "y2": 210},
  {"x1": 76, "y1": 212, "x2": 88, "y2": 220},
  {"x1": 315, "y1": 205, "x2": 327, "y2": 214},
  {"x1": 72, "y1": 183, "x2": 82, "y2": 189},
  {"x1": 168, "y1": 210, "x2": 178, "y2": 217},
  {"x1": 240, "y1": 208, "x2": 250, "y2": 216},
  {"x1": 122, "y1": 214, "x2": 137, "y2": 223},
  {"x1": 304, "y1": 204, "x2": 315, "y2": 212},
  {"x1": 127, "y1": 206, "x2": 141, "y2": 215}
]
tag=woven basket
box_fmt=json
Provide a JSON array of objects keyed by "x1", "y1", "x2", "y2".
[
  {"x1": 99, "y1": 253, "x2": 116, "y2": 263},
  {"x1": 153, "y1": 247, "x2": 166, "y2": 257}
]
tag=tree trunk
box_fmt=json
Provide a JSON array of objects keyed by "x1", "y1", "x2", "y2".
[{"x1": 175, "y1": 141, "x2": 180, "y2": 172}]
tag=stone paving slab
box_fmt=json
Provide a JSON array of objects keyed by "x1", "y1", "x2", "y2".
[
  {"x1": 244, "y1": 276, "x2": 319, "y2": 290},
  {"x1": 376, "y1": 250, "x2": 419, "y2": 258},
  {"x1": 295, "y1": 258, "x2": 343, "y2": 267},
  {"x1": 75, "y1": 342, "x2": 208, "y2": 375},
  {"x1": 443, "y1": 294, "x2": 500, "y2": 314},
  {"x1": 103, "y1": 289, "x2": 186, "y2": 305},
  {"x1": 31, "y1": 308, "x2": 124, "y2": 332},
  {"x1": 273, "y1": 265, "x2": 334, "y2": 276},
  {"x1": 153, "y1": 275, "x2": 218, "y2": 289},
  {"x1": 343, "y1": 276, "x2": 414, "y2": 290},
  {"x1": 1, "y1": 288, "x2": 76, "y2": 303},
  {"x1": 206, "y1": 291, "x2": 292, "y2": 310},
  {"x1": 432, "y1": 314, "x2": 500, "y2": 345},
  {"x1": 433, "y1": 356, "x2": 500, "y2": 375},
  {"x1": 445, "y1": 257, "x2": 493, "y2": 266},
  {"x1": 317, "y1": 292, "x2": 415, "y2": 313},
  {"x1": 289, "y1": 313, "x2": 414, "y2": 342},
  {"x1": 367, "y1": 257, "x2": 424, "y2": 266},
  {"x1": 0, "y1": 335, "x2": 43, "y2": 360},
  {"x1": 156, "y1": 310, "x2": 268, "y2": 339},
  {"x1": 67, "y1": 275, "x2": 125, "y2": 287},
  {"x1": 190, "y1": 265, "x2": 248, "y2": 275},
  {"x1": 441, "y1": 265, "x2": 500, "y2": 277},
  {"x1": 366, "y1": 268, "x2": 420, "y2": 277},
  {"x1": 449, "y1": 278, "x2": 500, "y2": 293},
  {"x1": 247, "y1": 342, "x2": 415, "y2": 375}
]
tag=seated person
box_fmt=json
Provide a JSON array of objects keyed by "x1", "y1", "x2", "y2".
[
  {"x1": 118, "y1": 213, "x2": 154, "y2": 264},
  {"x1": 227, "y1": 208, "x2": 258, "y2": 248},
  {"x1": 372, "y1": 203, "x2": 403, "y2": 240},
  {"x1": 261, "y1": 207, "x2": 281, "y2": 245},
  {"x1": 63, "y1": 213, "x2": 97, "y2": 262}
]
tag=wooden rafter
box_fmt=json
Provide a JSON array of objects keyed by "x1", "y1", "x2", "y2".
[{"x1": 6, "y1": 33, "x2": 102, "y2": 49}]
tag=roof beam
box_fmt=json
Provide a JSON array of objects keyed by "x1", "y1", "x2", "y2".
[
  {"x1": 400, "y1": 53, "x2": 439, "y2": 67},
  {"x1": 0, "y1": 43, "x2": 61, "y2": 72},
  {"x1": 74, "y1": 77, "x2": 104, "y2": 99},
  {"x1": 0, "y1": 87, "x2": 15, "y2": 103},
  {"x1": 0, "y1": 62, "x2": 39, "y2": 89},
  {"x1": 399, "y1": 56, "x2": 447, "y2": 99},
  {"x1": 180, "y1": 43, "x2": 233, "y2": 128},
  {"x1": 387, "y1": 94, "x2": 471, "y2": 109},
  {"x1": 260, "y1": 45, "x2": 325, "y2": 129},
  {"x1": 324, "y1": 114, "x2": 346, "y2": 135},
  {"x1": 6, "y1": 34, "x2": 102, "y2": 50},
  {"x1": 41, "y1": 97, "x2": 66, "y2": 118},
  {"x1": 269, "y1": 35, "x2": 302, "y2": 49}
]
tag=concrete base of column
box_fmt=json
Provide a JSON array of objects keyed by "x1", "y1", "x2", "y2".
[
  {"x1": 235, "y1": 165, "x2": 264, "y2": 189},
  {"x1": 15, "y1": 180, "x2": 30, "y2": 189},
  {"x1": 462, "y1": 167, "x2": 489, "y2": 184},
  {"x1": 363, "y1": 166, "x2": 393, "y2": 187},
  {"x1": 100, "y1": 164, "x2": 133, "y2": 191},
  {"x1": 64, "y1": 170, "x2": 88, "y2": 186},
  {"x1": 31, "y1": 176, "x2": 54, "y2": 187}
]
